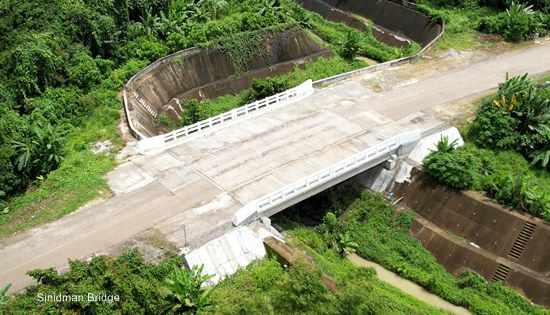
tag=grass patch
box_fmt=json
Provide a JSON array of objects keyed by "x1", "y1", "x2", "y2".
[
  {"x1": 0, "y1": 102, "x2": 121, "y2": 239},
  {"x1": 418, "y1": 2, "x2": 501, "y2": 51}
]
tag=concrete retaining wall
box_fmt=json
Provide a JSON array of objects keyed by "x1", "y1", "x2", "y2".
[
  {"x1": 298, "y1": 0, "x2": 443, "y2": 47},
  {"x1": 125, "y1": 29, "x2": 331, "y2": 137},
  {"x1": 412, "y1": 219, "x2": 550, "y2": 307},
  {"x1": 295, "y1": 0, "x2": 411, "y2": 47},
  {"x1": 394, "y1": 168, "x2": 550, "y2": 307}
]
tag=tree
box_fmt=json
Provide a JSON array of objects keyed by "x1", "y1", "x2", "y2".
[
  {"x1": 11, "y1": 123, "x2": 68, "y2": 177},
  {"x1": 199, "y1": 0, "x2": 230, "y2": 20},
  {"x1": 339, "y1": 30, "x2": 361, "y2": 61},
  {"x1": 4, "y1": 32, "x2": 63, "y2": 101},
  {"x1": 164, "y1": 264, "x2": 214, "y2": 314}
]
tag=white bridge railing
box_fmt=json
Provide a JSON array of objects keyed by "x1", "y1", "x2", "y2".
[
  {"x1": 138, "y1": 80, "x2": 314, "y2": 154},
  {"x1": 232, "y1": 129, "x2": 421, "y2": 226}
]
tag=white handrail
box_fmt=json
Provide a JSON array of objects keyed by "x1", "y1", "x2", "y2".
[
  {"x1": 138, "y1": 79, "x2": 314, "y2": 154},
  {"x1": 232, "y1": 129, "x2": 421, "y2": 226}
]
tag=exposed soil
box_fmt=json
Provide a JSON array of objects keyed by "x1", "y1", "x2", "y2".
[
  {"x1": 103, "y1": 228, "x2": 179, "y2": 264},
  {"x1": 354, "y1": 37, "x2": 550, "y2": 129}
]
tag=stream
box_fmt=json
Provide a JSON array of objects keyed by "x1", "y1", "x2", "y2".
[{"x1": 347, "y1": 254, "x2": 471, "y2": 315}]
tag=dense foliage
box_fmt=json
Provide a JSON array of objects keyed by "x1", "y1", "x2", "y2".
[
  {"x1": 424, "y1": 75, "x2": 550, "y2": 221},
  {"x1": 479, "y1": 1, "x2": 549, "y2": 41},
  {"x1": 2, "y1": 250, "x2": 172, "y2": 313},
  {"x1": 4, "y1": 189, "x2": 548, "y2": 314},
  {"x1": 205, "y1": 246, "x2": 446, "y2": 314},
  {"x1": 0, "y1": 250, "x2": 217, "y2": 314}
]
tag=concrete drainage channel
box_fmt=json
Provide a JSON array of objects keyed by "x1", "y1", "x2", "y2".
[{"x1": 393, "y1": 170, "x2": 550, "y2": 308}]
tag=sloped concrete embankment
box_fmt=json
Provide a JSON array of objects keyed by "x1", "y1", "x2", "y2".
[
  {"x1": 393, "y1": 169, "x2": 550, "y2": 308},
  {"x1": 296, "y1": 0, "x2": 443, "y2": 47},
  {"x1": 124, "y1": 29, "x2": 331, "y2": 138}
]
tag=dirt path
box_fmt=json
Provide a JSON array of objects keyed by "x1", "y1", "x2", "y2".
[{"x1": 348, "y1": 254, "x2": 471, "y2": 315}]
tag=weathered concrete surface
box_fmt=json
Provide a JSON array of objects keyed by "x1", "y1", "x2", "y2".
[
  {"x1": 306, "y1": 0, "x2": 443, "y2": 46},
  {"x1": 1, "y1": 41, "x2": 550, "y2": 295},
  {"x1": 127, "y1": 29, "x2": 331, "y2": 137},
  {"x1": 411, "y1": 218, "x2": 550, "y2": 308},
  {"x1": 394, "y1": 169, "x2": 550, "y2": 275},
  {"x1": 394, "y1": 169, "x2": 550, "y2": 307},
  {"x1": 184, "y1": 227, "x2": 267, "y2": 286},
  {"x1": 295, "y1": 0, "x2": 418, "y2": 47}
]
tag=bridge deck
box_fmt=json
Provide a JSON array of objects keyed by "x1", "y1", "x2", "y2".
[{"x1": 1, "y1": 41, "x2": 550, "y2": 293}]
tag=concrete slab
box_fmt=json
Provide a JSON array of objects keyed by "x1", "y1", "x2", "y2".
[
  {"x1": 184, "y1": 227, "x2": 266, "y2": 286},
  {"x1": 132, "y1": 151, "x2": 184, "y2": 176},
  {"x1": 106, "y1": 162, "x2": 155, "y2": 194},
  {"x1": 152, "y1": 165, "x2": 224, "y2": 208}
]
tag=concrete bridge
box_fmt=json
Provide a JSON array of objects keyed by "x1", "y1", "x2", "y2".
[{"x1": 1, "y1": 41, "x2": 550, "y2": 294}]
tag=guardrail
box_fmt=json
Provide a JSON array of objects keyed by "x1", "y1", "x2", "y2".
[
  {"x1": 138, "y1": 79, "x2": 314, "y2": 154},
  {"x1": 312, "y1": 21, "x2": 445, "y2": 89},
  {"x1": 233, "y1": 129, "x2": 422, "y2": 226}
]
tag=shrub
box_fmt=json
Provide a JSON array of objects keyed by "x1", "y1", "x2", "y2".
[
  {"x1": 67, "y1": 52, "x2": 103, "y2": 91},
  {"x1": 424, "y1": 147, "x2": 482, "y2": 190},
  {"x1": 416, "y1": 4, "x2": 447, "y2": 24},
  {"x1": 2, "y1": 250, "x2": 177, "y2": 314},
  {"x1": 469, "y1": 100, "x2": 520, "y2": 151},
  {"x1": 458, "y1": 269, "x2": 487, "y2": 290},
  {"x1": 120, "y1": 36, "x2": 169, "y2": 63},
  {"x1": 339, "y1": 30, "x2": 361, "y2": 61},
  {"x1": 180, "y1": 99, "x2": 202, "y2": 126},
  {"x1": 247, "y1": 77, "x2": 288, "y2": 101},
  {"x1": 479, "y1": 13, "x2": 507, "y2": 34},
  {"x1": 479, "y1": 1, "x2": 546, "y2": 41}
]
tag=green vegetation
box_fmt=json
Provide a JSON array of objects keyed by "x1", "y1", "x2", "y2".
[
  {"x1": 0, "y1": 284, "x2": 11, "y2": 305},
  {"x1": 164, "y1": 264, "x2": 214, "y2": 314},
  {"x1": 1, "y1": 248, "x2": 446, "y2": 314},
  {"x1": 416, "y1": 0, "x2": 549, "y2": 50},
  {"x1": 205, "y1": 251, "x2": 447, "y2": 314},
  {"x1": 0, "y1": 0, "x2": 414, "y2": 238},
  {"x1": 0, "y1": 250, "x2": 215, "y2": 314},
  {"x1": 424, "y1": 74, "x2": 550, "y2": 221},
  {"x1": 280, "y1": 188, "x2": 549, "y2": 314},
  {"x1": 161, "y1": 56, "x2": 367, "y2": 129},
  {"x1": 3, "y1": 188, "x2": 548, "y2": 313},
  {"x1": 479, "y1": 1, "x2": 548, "y2": 41}
]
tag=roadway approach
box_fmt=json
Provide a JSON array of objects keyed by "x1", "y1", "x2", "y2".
[{"x1": 1, "y1": 40, "x2": 550, "y2": 294}]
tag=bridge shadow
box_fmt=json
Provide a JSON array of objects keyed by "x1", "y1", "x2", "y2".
[{"x1": 271, "y1": 181, "x2": 364, "y2": 228}]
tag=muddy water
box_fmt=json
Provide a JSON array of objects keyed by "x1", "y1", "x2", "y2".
[{"x1": 347, "y1": 254, "x2": 471, "y2": 315}]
